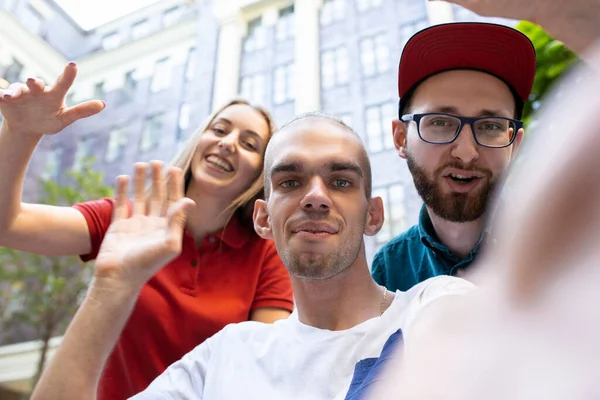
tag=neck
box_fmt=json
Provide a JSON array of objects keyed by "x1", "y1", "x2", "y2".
[
  {"x1": 426, "y1": 206, "x2": 486, "y2": 259},
  {"x1": 184, "y1": 180, "x2": 237, "y2": 245},
  {"x1": 291, "y1": 246, "x2": 392, "y2": 331}
]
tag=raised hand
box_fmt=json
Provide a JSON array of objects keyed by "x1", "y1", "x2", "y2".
[
  {"x1": 94, "y1": 162, "x2": 195, "y2": 292},
  {"x1": 0, "y1": 62, "x2": 105, "y2": 137},
  {"x1": 430, "y1": 0, "x2": 543, "y2": 20}
]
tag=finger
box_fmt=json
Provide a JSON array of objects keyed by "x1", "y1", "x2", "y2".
[
  {"x1": 166, "y1": 197, "x2": 195, "y2": 240},
  {"x1": 52, "y1": 62, "x2": 77, "y2": 99},
  {"x1": 165, "y1": 167, "x2": 185, "y2": 214},
  {"x1": 112, "y1": 175, "x2": 129, "y2": 221},
  {"x1": 132, "y1": 163, "x2": 148, "y2": 216},
  {"x1": 60, "y1": 100, "x2": 105, "y2": 126},
  {"x1": 25, "y1": 77, "x2": 46, "y2": 95},
  {"x1": 148, "y1": 160, "x2": 165, "y2": 217},
  {"x1": 2, "y1": 83, "x2": 27, "y2": 100}
]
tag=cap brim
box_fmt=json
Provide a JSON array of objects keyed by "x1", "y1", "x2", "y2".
[{"x1": 398, "y1": 23, "x2": 536, "y2": 103}]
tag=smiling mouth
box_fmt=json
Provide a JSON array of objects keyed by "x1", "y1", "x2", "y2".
[
  {"x1": 447, "y1": 173, "x2": 480, "y2": 183},
  {"x1": 205, "y1": 155, "x2": 233, "y2": 172}
]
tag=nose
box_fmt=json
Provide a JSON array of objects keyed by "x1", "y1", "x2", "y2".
[
  {"x1": 300, "y1": 177, "x2": 332, "y2": 212},
  {"x1": 450, "y1": 123, "x2": 480, "y2": 164},
  {"x1": 218, "y1": 131, "x2": 238, "y2": 153}
]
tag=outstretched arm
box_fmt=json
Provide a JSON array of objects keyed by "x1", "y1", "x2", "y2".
[
  {"x1": 30, "y1": 163, "x2": 194, "y2": 400},
  {"x1": 0, "y1": 63, "x2": 104, "y2": 255},
  {"x1": 436, "y1": 0, "x2": 600, "y2": 58}
]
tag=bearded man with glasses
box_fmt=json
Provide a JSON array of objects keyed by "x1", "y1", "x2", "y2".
[{"x1": 372, "y1": 22, "x2": 535, "y2": 292}]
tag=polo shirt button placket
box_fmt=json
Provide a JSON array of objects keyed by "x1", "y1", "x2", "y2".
[
  {"x1": 190, "y1": 260, "x2": 198, "y2": 267},
  {"x1": 208, "y1": 236, "x2": 216, "y2": 244}
]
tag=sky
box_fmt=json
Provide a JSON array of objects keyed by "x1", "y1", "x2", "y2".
[{"x1": 53, "y1": 0, "x2": 162, "y2": 30}]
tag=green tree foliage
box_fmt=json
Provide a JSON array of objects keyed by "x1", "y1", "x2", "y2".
[
  {"x1": 516, "y1": 21, "x2": 579, "y2": 127},
  {"x1": 0, "y1": 158, "x2": 112, "y2": 393}
]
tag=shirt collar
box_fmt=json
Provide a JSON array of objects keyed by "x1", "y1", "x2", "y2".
[{"x1": 183, "y1": 213, "x2": 251, "y2": 249}]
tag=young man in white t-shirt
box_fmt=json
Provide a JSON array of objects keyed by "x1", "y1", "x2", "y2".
[{"x1": 31, "y1": 114, "x2": 473, "y2": 400}]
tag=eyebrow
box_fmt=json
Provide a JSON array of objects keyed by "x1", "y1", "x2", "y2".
[
  {"x1": 212, "y1": 118, "x2": 263, "y2": 140},
  {"x1": 270, "y1": 160, "x2": 363, "y2": 178},
  {"x1": 429, "y1": 106, "x2": 511, "y2": 118}
]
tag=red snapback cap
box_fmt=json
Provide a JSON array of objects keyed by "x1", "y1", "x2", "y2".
[{"x1": 398, "y1": 22, "x2": 536, "y2": 106}]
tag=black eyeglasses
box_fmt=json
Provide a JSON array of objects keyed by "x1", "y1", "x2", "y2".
[{"x1": 401, "y1": 113, "x2": 523, "y2": 149}]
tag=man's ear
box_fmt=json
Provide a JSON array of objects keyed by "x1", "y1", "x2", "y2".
[
  {"x1": 392, "y1": 119, "x2": 408, "y2": 159},
  {"x1": 510, "y1": 127, "x2": 525, "y2": 160},
  {"x1": 253, "y1": 199, "x2": 273, "y2": 239},
  {"x1": 364, "y1": 196, "x2": 385, "y2": 236}
]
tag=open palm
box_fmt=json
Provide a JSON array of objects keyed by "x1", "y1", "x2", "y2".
[
  {"x1": 0, "y1": 62, "x2": 104, "y2": 136},
  {"x1": 94, "y1": 162, "x2": 194, "y2": 291}
]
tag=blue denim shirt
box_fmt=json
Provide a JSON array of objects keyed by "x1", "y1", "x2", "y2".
[{"x1": 371, "y1": 205, "x2": 485, "y2": 291}]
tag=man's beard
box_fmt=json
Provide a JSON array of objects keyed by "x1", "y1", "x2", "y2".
[{"x1": 406, "y1": 151, "x2": 496, "y2": 223}]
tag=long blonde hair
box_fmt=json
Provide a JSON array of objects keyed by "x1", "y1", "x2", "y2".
[{"x1": 168, "y1": 99, "x2": 276, "y2": 229}]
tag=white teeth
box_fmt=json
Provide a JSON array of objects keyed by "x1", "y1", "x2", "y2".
[
  {"x1": 450, "y1": 173, "x2": 473, "y2": 179},
  {"x1": 206, "y1": 155, "x2": 233, "y2": 172}
]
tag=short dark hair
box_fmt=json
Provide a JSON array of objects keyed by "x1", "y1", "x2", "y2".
[
  {"x1": 264, "y1": 112, "x2": 372, "y2": 200},
  {"x1": 398, "y1": 69, "x2": 524, "y2": 120}
]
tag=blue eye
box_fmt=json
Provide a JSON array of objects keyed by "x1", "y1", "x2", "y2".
[
  {"x1": 281, "y1": 180, "x2": 299, "y2": 188},
  {"x1": 333, "y1": 179, "x2": 350, "y2": 188}
]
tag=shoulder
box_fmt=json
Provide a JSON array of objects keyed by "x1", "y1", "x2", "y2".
[
  {"x1": 209, "y1": 317, "x2": 290, "y2": 348},
  {"x1": 376, "y1": 225, "x2": 421, "y2": 255},
  {"x1": 406, "y1": 275, "x2": 475, "y2": 303},
  {"x1": 372, "y1": 225, "x2": 421, "y2": 268}
]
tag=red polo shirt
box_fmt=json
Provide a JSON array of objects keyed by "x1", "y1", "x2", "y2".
[{"x1": 73, "y1": 198, "x2": 294, "y2": 400}]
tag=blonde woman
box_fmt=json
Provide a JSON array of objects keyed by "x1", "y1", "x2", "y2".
[{"x1": 0, "y1": 63, "x2": 293, "y2": 399}]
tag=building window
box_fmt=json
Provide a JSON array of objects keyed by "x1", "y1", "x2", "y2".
[
  {"x1": 243, "y1": 17, "x2": 267, "y2": 53},
  {"x1": 105, "y1": 127, "x2": 128, "y2": 163},
  {"x1": 360, "y1": 33, "x2": 390, "y2": 77},
  {"x1": 185, "y1": 47, "x2": 196, "y2": 81},
  {"x1": 42, "y1": 148, "x2": 62, "y2": 181},
  {"x1": 162, "y1": 6, "x2": 184, "y2": 27},
  {"x1": 365, "y1": 102, "x2": 395, "y2": 152},
  {"x1": 374, "y1": 183, "x2": 407, "y2": 245},
  {"x1": 4, "y1": 59, "x2": 23, "y2": 83},
  {"x1": 356, "y1": 0, "x2": 383, "y2": 11},
  {"x1": 140, "y1": 114, "x2": 164, "y2": 152},
  {"x1": 321, "y1": 47, "x2": 349, "y2": 89},
  {"x1": 151, "y1": 58, "x2": 172, "y2": 93},
  {"x1": 177, "y1": 102, "x2": 191, "y2": 141},
  {"x1": 22, "y1": 5, "x2": 44, "y2": 36},
  {"x1": 94, "y1": 82, "x2": 105, "y2": 99},
  {"x1": 273, "y1": 63, "x2": 294, "y2": 104},
  {"x1": 124, "y1": 70, "x2": 137, "y2": 96},
  {"x1": 400, "y1": 19, "x2": 428, "y2": 46},
  {"x1": 240, "y1": 74, "x2": 265, "y2": 105},
  {"x1": 73, "y1": 136, "x2": 97, "y2": 171},
  {"x1": 131, "y1": 19, "x2": 151, "y2": 40},
  {"x1": 276, "y1": 5, "x2": 295, "y2": 41},
  {"x1": 102, "y1": 32, "x2": 121, "y2": 51},
  {"x1": 321, "y1": 0, "x2": 346, "y2": 25}
]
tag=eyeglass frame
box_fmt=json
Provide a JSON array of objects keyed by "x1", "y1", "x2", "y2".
[{"x1": 399, "y1": 112, "x2": 523, "y2": 149}]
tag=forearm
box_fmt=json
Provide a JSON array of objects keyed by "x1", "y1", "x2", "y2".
[
  {"x1": 31, "y1": 280, "x2": 140, "y2": 400},
  {"x1": 537, "y1": 6, "x2": 600, "y2": 59},
  {"x1": 0, "y1": 122, "x2": 43, "y2": 233}
]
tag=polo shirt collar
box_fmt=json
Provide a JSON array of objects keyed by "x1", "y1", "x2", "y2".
[{"x1": 183, "y1": 214, "x2": 251, "y2": 250}]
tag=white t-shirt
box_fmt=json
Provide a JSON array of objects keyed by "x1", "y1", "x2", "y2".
[{"x1": 131, "y1": 276, "x2": 473, "y2": 400}]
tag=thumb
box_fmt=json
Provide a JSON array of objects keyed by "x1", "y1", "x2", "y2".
[
  {"x1": 167, "y1": 197, "x2": 195, "y2": 238},
  {"x1": 60, "y1": 100, "x2": 106, "y2": 126}
]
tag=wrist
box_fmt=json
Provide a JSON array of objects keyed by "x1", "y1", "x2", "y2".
[
  {"x1": 87, "y1": 277, "x2": 142, "y2": 307},
  {"x1": 0, "y1": 121, "x2": 44, "y2": 143}
]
